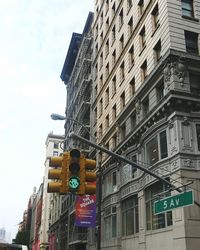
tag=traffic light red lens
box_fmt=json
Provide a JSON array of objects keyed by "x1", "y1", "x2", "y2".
[{"x1": 70, "y1": 149, "x2": 81, "y2": 158}]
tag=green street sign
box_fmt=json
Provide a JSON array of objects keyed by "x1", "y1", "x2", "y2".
[
  {"x1": 154, "y1": 190, "x2": 194, "y2": 215},
  {"x1": 69, "y1": 176, "x2": 80, "y2": 190}
]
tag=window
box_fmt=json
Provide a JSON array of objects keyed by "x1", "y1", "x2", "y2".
[
  {"x1": 94, "y1": 85, "x2": 97, "y2": 97},
  {"x1": 196, "y1": 124, "x2": 200, "y2": 151},
  {"x1": 95, "y1": 24, "x2": 98, "y2": 40},
  {"x1": 122, "y1": 196, "x2": 139, "y2": 236},
  {"x1": 146, "y1": 131, "x2": 168, "y2": 165},
  {"x1": 146, "y1": 136, "x2": 158, "y2": 165},
  {"x1": 146, "y1": 181, "x2": 172, "y2": 230},
  {"x1": 141, "y1": 60, "x2": 147, "y2": 81},
  {"x1": 185, "y1": 31, "x2": 198, "y2": 54},
  {"x1": 189, "y1": 73, "x2": 200, "y2": 95},
  {"x1": 99, "y1": 98, "x2": 103, "y2": 117},
  {"x1": 100, "y1": 52, "x2": 103, "y2": 69},
  {"x1": 111, "y1": 76, "x2": 116, "y2": 96},
  {"x1": 99, "y1": 124, "x2": 103, "y2": 138},
  {"x1": 119, "y1": 34, "x2": 124, "y2": 51},
  {"x1": 105, "y1": 87, "x2": 109, "y2": 107},
  {"x1": 94, "y1": 108, "x2": 97, "y2": 123},
  {"x1": 95, "y1": 63, "x2": 98, "y2": 79},
  {"x1": 104, "y1": 206, "x2": 117, "y2": 239},
  {"x1": 182, "y1": 0, "x2": 194, "y2": 18},
  {"x1": 130, "y1": 113, "x2": 136, "y2": 130},
  {"x1": 152, "y1": 3, "x2": 159, "y2": 31},
  {"x1": 112, "y1": 49, "x2": 116, "y2": 66},
  {"x1": 120, "y1": 91, "x2": 125, "y2": 110},
  {"x1": 54, "y1": 143, "x2": 59, "y2": 149},
  {"x1": 120, "y1": 61, "x2": 125, "y2": 81},
  {"x1": 95, "y1": 43, "x2": 98, "y2": 57},
  {"x1": 105, "y1": 114, "x2": 109, "y2": 129},
  {"x1": 142, "y1": 96, "x2": 149, "y2": 116},
  {"x1": 112, "y1": 2, "x2": 116, "y2": 17},
  {"x1": 138, "y1": 0, "x2": 144, "y2": 16},
  {"x1": 157, "y1": 80, "x2": 165, "y2": 101},
  {"x1": 119, "y1": 8, "x2": 124, "y2": 29},
  {"x1": 112, "y1": 133, "x2": 117, "y2": 149},
  {"x1": 104, "y1": 171, "x2": 117, "y2": 195},
  {"x1": 154, "y1": 40, "x2": 161, "y2": 63},
  {"x1": 128, "y1": 45, "x2": 134, "y2": 68},
  {"x1": 129, "y1": 76, "x2": 135, "y2": 97},
  {"x1": 105, "y1": 39, "x2": 109, "y2": 57},
  {"x1": 53, "y1": 151, "x2": 58, "y2": 156},
  {"x1": 112, "y1": 25, "x2": 116, "y2": 44},
  {"x1": 128, "y1": 17, "x2": 133, "y2": 36},
  {"x1": 105, "y1": 62, "x2": 109, "y2": 78},
  {"x1": 112, "y1": 104, "x2": 117, "y2": 121},
  {"x1": 160, "y1": 130, "x2": 168, "y2": 159},
  {"x1": 106, "y1": 17, "x2": 109, "y2": 31},
  {"x1": 99, "y1": 74, "x2": 103, "y2": 89},
  {"x1": 120, "y1": 123, "x2": 126, "y2": 140},
  {"x1": 100, "y1": 31, "x2": 103, "y2": 44},
  {"x1": 140, "y1": 26, "x2": 146, "y2": 50},
  {"x1": 100, "y1": 11, "x2": 103, "y2": 26},
  {"x1": 127, "y1": 0, "x2": 132, "y2": 12}
]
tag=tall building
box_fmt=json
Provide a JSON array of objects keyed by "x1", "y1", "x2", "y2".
[
  {"x1": 90, "y1": 0, "x2": 200, "y2": 250},
  {"x1": 0, "y1": 227, "x2": 6, "y2": 243},
  {"x1": 40, "y1": 132, "x2": 64, "y2": 250},
  {"x1": 60, "y1": 12, "x2": 93, "y2": 250}
]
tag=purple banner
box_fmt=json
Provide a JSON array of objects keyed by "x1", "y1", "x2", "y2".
[{"x1": 75, "y1": 195, "x2": 96, "y2": 227}]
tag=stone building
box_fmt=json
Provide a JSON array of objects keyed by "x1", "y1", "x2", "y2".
[
  {"x1": 40, "y1": 132, "x2": 64, "y2": 250},
  {"x1": 89, "y1": 0, "x2": 200, "y2": 250}
]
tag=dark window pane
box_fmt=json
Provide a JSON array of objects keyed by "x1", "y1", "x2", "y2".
[
  {"x1": 189, "y1": 73, "x2": 200, "y2": 95},
  {"x1": 160, "y1": 130, "x2": 168, "y2": 159},
  {"x1": 185, "y1": 31, "x2": 198, "y2": 54},
  {"x1": 182, "y1": 0, "x2": 194, "y2": 17},
  {"x1": 146, "y1": 137, "x2": 159, "y2": 164},
  {"x1": 196, "y1": 124, "x2": 200, "y2": 151}
]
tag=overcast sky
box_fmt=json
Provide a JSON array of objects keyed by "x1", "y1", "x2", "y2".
[{"x1": 0, "y1": 0, "x2": 93, "y2": 240}]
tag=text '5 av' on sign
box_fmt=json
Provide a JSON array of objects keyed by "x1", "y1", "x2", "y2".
[{"x1": 154, "y1": 190, "x2": 194, "y2": 215}]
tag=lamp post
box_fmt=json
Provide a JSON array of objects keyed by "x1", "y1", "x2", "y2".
[{"x1": 51, "y1": 113, "x2": 102, "y2": 250}]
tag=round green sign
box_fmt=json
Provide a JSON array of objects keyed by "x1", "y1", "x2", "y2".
[{"x1": 69, "y1": 176, "x2": 80, "y2": 190}]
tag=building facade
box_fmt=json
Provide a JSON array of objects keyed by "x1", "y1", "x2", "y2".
[
  {"x1": 40, "y1": 132, "x2": 64, "y2": 250},
  {"x1": 89, "y1": 0, "x2": 200, "y2": 250},
  {"x1": 60, "y1": 12, "x2": 94, "y2": 250}
]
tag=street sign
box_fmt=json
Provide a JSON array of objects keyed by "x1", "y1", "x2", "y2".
[{"x1": 154, "y1": 190, "x2": 194, "y2": 215}]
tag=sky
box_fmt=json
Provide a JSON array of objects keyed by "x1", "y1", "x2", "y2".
[{"x1": 0, "y1": 0, "x2": 93, "y2": 241}]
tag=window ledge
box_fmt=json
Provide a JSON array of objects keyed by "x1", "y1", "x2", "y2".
[
  {"x1": 128, "y1": 63, "x2": 135, "y2": 73},
  {"x1": 139, "y1": 45, "x2": 146, "y2": 56},
  {"x1": 111, "y1": 39, "x2": 116, "y2": 47},
  {"x1": 182, "y1": 15, "x2": 199, "y2": 22},
  {"x1": 151, "y1": 23, "x2": 160, "y2": 38}
]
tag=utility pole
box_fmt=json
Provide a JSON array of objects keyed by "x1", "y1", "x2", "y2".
[{"x1": 69, "y1": 132, "x2": 200, "y2": 208}]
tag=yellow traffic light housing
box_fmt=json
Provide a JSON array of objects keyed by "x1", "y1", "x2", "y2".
[
  {"x1": 68, "y1": 149, "x2": 81, "y2": 192},
  {"x1": 78, "y1": 155, "x2": 96, "y2": 195},
  {"x1": 47, "y1": 152, "x2": 69, "y2": 194}
]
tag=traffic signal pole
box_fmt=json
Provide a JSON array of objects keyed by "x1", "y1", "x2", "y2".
[{"x1": 69, "y1": 132, "x2": 200, "y2": 208}]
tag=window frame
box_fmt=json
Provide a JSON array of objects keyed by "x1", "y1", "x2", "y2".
[
  {"x1": 121, "y1": 196, "x2": 139, "y2": 236},
  {"x1": 145, "y1": 181, "x2": 173, "y2": 231}
]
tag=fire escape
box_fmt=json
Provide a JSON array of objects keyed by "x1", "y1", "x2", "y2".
[{"x1": 65, "y1": 33, "x2": 92, "y2": 152}]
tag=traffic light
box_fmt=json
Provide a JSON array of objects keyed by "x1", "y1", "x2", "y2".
[
  {"x1": 47, "y1": 152, "x2": 69, "y2": 194},
  {"x1": 78, "y1": 155, "x2": 96, "y2": 196},
  {"x1": 68, "y1": 149, "x2": 82, "y2": 192}
]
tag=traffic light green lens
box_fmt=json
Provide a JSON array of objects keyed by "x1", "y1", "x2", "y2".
[{"x1": 69, "y1": 176, "x2": 80, "y2": 190}]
